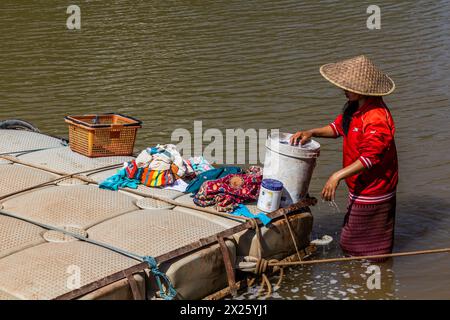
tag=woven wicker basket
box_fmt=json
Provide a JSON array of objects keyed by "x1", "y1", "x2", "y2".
[{"x1": 65, "y1": 113, "x2": 142, "y2": 157}]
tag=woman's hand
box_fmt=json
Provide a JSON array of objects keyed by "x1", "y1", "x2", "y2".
[
  {"x1": 321, "y1": 173, "x2": 341, "y2": 201},
  {"x1": 321, "y1": 160, "x2": 366, "y2": 201},
  {"x1": 290, "y1": 130, "x2": 313, "y2": 145}
]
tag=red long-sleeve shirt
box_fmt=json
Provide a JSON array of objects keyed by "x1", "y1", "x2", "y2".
[{"x1": 329, "y1": 97, "x2": 398, "y2": 204}]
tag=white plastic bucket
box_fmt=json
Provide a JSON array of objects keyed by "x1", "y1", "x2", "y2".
[{"x1": 262, "y1": 132, "x2": 320, "y2": 207}]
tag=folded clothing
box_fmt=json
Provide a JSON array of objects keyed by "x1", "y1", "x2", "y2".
[
  {"x1": 131, "y1": 144, "x2": 190, "y2": 187},
  {"x1": 135, "y1": 144, "x2": 187, "y2": 178},
  {"x1": 193, "y1": 166, "x2": 263, "y2": 212}
]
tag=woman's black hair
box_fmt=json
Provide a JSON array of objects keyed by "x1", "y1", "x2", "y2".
[{"x1": 342, "y1": 100, "x2": 359, "y2": 136}]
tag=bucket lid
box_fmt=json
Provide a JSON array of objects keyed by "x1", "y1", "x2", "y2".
[
  {"x1": 266, "y1": 132, "x2": 320, "y2": 159},
  {"x1": 261, "y1": 178, "x2": 283, "y2": 191}
]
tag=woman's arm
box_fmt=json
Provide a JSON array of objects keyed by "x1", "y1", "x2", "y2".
[
  {"x1": 310, "y1": 125, "x2": 337, "y2": 138},
  {"x1": 290, "y1": 125, "x2": 336, "y2": 145},
  {"x1": 321, "y1": 159, "x2": 366, "y2": 201}
]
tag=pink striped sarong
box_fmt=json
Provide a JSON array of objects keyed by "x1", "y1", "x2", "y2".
[{"x1": 340, "y1": 196, "x2": 396, "y2": 259}]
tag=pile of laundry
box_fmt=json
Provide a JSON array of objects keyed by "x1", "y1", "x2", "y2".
[
  {"x1": 99, "y1": 144, "x2": 265, "y2": 214},
  {"x1": 193, "y1": 166, "x2": 262, "y2": 212}
]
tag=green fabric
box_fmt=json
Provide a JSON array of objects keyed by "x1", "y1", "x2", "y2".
[{"x1": 186, "y1": 166, "x2": 242, "y2": 194}]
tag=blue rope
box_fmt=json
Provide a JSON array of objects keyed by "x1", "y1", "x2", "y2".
[{"x1": 143, "y1": 256, "x2": 177, "y2": 300}]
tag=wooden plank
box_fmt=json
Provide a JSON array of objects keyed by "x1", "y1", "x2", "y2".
[
  {"x1": 125, "y1": 271, "x2": 144, "y2": 300},
  {"x1": 217, "y1": 237, "x2": 237, "y2": 297},
  {"x1": 203, "y1": 278, "x2": 249, "y2": 301},
  {"x1": 54, "y1": 270, "x2": 140, "y2": 300}
]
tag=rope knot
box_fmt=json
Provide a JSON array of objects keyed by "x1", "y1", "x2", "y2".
[
  {"x1": 143, "y1": 256, "x2": 177, "y2": 300},
  {"x1": 246, "y1": 257, "x2": 284, "y2": 299},
  {"x1": 145, "y1": 256, "x2": 158, "y2": 271},
  {"x1": 255, "y1": 258, "x2": 269, "y2": 275}
]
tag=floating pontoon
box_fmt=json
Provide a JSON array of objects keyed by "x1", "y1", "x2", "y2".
[{"x1": 0, "y1": 129, "x2": 314, "y2": 300}]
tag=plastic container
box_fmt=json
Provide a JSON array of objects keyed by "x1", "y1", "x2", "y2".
[
  {"x1": 257, "y1": 179, "x2": 283, "y2": 213},
  {"x1": 64, "y1": 113, "x2": 142, "y2": 157},
  {"x1": 262, "y1": 132, "x2": 320, "y2": 207}
]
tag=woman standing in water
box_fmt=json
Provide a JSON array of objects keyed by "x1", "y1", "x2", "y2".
[{"x1": 290, "y1": 55, "x2": 398, "y2": 257}]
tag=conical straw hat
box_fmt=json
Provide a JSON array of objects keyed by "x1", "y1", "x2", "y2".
[{"x1": 320, "y1": 55, "x2": 395, "y2": 96}]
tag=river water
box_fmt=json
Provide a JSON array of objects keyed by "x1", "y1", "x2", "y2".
[{"x1": 0, "y1": 1, "x2": 449, "y2": 299}]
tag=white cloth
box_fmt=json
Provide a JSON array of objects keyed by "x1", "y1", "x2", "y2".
[
  {"x1": 163, "y1": 179, "x2": 188, "y2": 192},
  {"x1": 136, "y1": 149, "x2": 152, "y2": 167}
]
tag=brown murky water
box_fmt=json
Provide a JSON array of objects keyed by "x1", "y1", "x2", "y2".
[{"x1": 0, "y1": 1, "x2": 449, "y2": 299}]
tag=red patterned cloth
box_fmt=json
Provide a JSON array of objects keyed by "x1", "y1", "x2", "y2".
[
  {"x1": 193, "y1": 166, "x2": 262, "y2": 212},
  {"x1": 340, "y1": 196, "x2": 396, "y2": 260}
]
